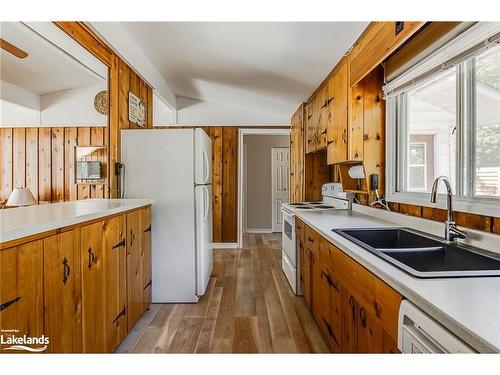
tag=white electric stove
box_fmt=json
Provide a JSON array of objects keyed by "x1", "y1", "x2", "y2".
[{"x1": 281, "y1": 183, "x2": 353, "y2": 294}]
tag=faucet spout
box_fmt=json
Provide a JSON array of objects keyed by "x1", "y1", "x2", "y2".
[
  {"x1": 430, "y1": 176, "x2": 466, "y2": 243},
  {"x1": 430, "y1": 176, "x2": 454, "y2": 222}
]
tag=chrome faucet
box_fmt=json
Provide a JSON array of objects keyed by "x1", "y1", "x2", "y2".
[{"x1": 430, "y1": 176, "x2": 467, "y2": 243}]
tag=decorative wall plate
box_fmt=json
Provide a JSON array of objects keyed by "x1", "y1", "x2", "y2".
[{"x1": 94, "y1": 90, "x2": 109, "y2": 115}]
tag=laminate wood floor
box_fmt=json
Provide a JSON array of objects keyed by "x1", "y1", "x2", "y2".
[{"x1": 116, "y1": 233, "x2": 329, "y2": 353}]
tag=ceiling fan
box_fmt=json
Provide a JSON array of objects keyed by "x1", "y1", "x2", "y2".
[{"x1": 0, "y1": 38, "x2": 28, "y2": 59}]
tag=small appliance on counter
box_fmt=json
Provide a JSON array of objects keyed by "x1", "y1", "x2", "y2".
[{"x1": 280, "y1": 182, "x2": 353, "y2": 294}]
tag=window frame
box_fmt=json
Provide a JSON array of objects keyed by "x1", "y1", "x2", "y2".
[
  {"x1": 408, "y1": 142, "x2": 427, "y2": 191},
  {"x1": 385, "y1": 23, "x2": 500, "y2": 217}
]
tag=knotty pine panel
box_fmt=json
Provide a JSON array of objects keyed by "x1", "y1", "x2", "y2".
[{"x1": 0, "y1": 126, "x2": 108, "y2": 204}]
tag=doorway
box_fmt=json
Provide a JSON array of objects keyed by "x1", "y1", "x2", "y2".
[{"x1": 238, "y1": 129, "x2": 290, "y2": 247}]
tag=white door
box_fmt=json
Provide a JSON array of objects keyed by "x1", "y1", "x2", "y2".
[
  {"x1": 194, "y1": 129, "x2": 212, "y2": 185},
  {"x1": 271, "y1": 147, "x2": 290, "y2": 232},
  {"x1": 195, "y1": 184, "x2": 213, "y2": 296}
]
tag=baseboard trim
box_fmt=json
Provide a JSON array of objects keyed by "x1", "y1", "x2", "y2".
[
  {"x1": 245, "y1": 228, "x2": 274, "y2": 233},
  {"x1": 212, "y1": 242, "x2": 239, "y2": 249}
]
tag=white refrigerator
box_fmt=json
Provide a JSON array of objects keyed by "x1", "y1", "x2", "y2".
[{"x1": 121, "y1": 129, "x2": 213, "y2": 303}]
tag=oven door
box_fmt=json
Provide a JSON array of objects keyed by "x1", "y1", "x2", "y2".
[{"x1": 281, "y1": 208, "x2": 296, "y2": 266}]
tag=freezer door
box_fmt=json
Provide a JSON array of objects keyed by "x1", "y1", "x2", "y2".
[
  {"x1": 195, "y1": 184, "x2": 213, "y2": 295},
  {"x1": 194, "y1": 129, "x2": 212, "y2": 185}
]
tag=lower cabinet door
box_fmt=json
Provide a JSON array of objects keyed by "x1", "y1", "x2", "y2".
[
  {"x1": 102, "y1": 215, "x2": 127, "y2": 352},
  {"x1": 302, "y1": 248, "x2": 312, "y2": 309},
  {"x1": 126, "y1": 210, "x2": 143, "y2": 331},
  {"x1": 342, "y1": 288, "x2": 358, "y2": 353},
  {"x1": 0, "y1": 241, "x2": 44, "y2": 350},
  {"x1": 140, "y1": 207, "x2": 152, "y2": 312},
  {"x1": 43, "y1": 230, "x2": 82, "y2": 353},
  {"x1": 81, "y1": 222, "x2": 106, "y2": 353},
  {"x1": 356, "y1": 295, "x2": 384, "y2": 353}
]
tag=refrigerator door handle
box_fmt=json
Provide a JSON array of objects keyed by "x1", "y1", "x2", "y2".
[
  {"x1": 203, "y1": 186, "x2": 209, "y2": 221},
  {"x1": 203, "y1": 148, "x2": 209, "y2": 184}
]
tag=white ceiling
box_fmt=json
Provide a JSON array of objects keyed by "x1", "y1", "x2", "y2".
[
  {"x1": 121, "y1": 22, "x2": 368, "y2": 122},
  {"x1": 0, "y1": 22, "x2": 106, "y2": 96}
]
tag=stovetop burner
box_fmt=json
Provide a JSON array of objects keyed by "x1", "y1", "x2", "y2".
[
  {"x1": 315, "y1": 205, "x2": 334, "y2": 209},
  {"x1": 288, "y1": 203, "x2": 308, "y2": 206}
]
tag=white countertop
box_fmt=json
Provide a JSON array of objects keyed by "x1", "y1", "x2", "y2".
[
  {"x1": 0, "y1": 199, "x2": 155, "y2": 244},
  {"x1": 295, "y1": 208, "x2": 500, "y2": 353}
]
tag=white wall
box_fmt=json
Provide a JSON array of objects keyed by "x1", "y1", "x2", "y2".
[
  {"x1": 244, "y1": 135, "x2": 290, "y2": 231},
  {"x1": 40, "y1": 83, "x2": 107, "y2": 126},
  {"x1": 176, "y1": 96, "x2": 287, "y2": 126},
  {"x1": 1, "y1": 81, "x2": 107, "y2": 127},
  {"x1": 1, "y1": 99, "x2": 40, "y2": 126},
  {"x1": 153, "y1": 91, "x2": 176, "y2": 125}
]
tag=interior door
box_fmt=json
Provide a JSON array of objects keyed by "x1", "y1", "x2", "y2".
[{"x1": 271, "y1": 147, "x2": 290, "y2": 232}]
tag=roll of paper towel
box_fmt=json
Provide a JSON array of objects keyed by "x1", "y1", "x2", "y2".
[{"x1": 348, "y1": 165, "x2": 365, "y2": 179}]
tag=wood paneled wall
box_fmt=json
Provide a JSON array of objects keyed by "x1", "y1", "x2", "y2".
[
  {"x1": 55, "y1": 22, "x2": 154, "y2": 199},
  {"x1": 0, "y1": 127, "x2": 108, "y2": 203},
  {"x1": 203, "y1": 127, "x2": 238, "y2": 243},
  {"x1": 0, "y1": 23, "x2": 156, "y2": 204}
]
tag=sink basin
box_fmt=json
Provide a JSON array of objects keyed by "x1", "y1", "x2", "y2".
[{"x1": 332, "y1": 228, "x2": 500, "y2": 278}]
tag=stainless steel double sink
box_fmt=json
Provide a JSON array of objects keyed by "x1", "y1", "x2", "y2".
[{"x1": 332, "y1": 228, "x2": 500, "y2": 278}]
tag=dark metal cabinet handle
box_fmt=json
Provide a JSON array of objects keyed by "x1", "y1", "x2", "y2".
[
  {"x1": 327, "y1": 140, "x2": 334, "y2": 146},
  {"x1": 321, "y1": 101, "x2": 327, "y2": 109},
  {"x1": 321, "y1": 129, "x2": 327, "y2": 135},
  {"x1": 327, "y1": 97, "x2": 334, "y2": 105},
  {"x1": 113, "y1": 306, "x2": 126, "y2": 324},
  {"x1": 143, "y1": 225, "x2": 151, "y2": 233},
  {"x1": 63, "y1": 257, "x2": 70, "y2": 285},
  {"x1": 307, "y1": 139, "x2": 313, "y2": 144},
  {"x1": 322, "y1": 316, "x2": 340, "y2": 346},
  {"x1": 359, "y1": 307, "x2": 367, "y2": 328},
  {"x1": 112, "y1": 238, "x2": 126, "y2": 249},
  {"x1": 143, "y1": 279, "x2": 152, "y2": 290},
  {"x1": 0, "y1": 296, "x2": 21, "y2": 312},
  {"x1": 130, "y1": 230, "x2": 136, "y2": 246},
  {"x1": 88, "y1": 247, "x2": 96, "y2": 269},
  {"x1": 307, "y1": 114, "x2": 313, "y2": 120},
  {"x1": 348, "y1": 295, "x2": 356, "y2": 319}
]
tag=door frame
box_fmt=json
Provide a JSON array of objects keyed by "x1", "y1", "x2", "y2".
[
  {"x1": 271, "y1": 147, "x2": 290, "y2": 232},
  {"x1": 237, "y1": 128, "x2": 290, "y2": 248}
]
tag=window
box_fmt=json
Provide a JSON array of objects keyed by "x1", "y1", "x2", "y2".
[{"x1": 386, "y1": 24, "x2": 500, "y2": 216}]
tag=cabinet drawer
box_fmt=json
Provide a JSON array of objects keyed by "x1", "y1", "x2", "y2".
[
  {"x1": 331, "y1": 244, "x2": 402, "y2": 341},
  {"x1": 304, "y1": 225, "x2": 320, "y2": 257}
]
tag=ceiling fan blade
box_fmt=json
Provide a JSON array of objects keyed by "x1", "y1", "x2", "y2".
[{"x1": 0, "y1": 38, "x2": 28, "y2": 59}]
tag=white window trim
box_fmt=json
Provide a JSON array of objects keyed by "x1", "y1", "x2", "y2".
[
  {"x1": 408, "y1": 142, "x2": 427, "y2": 191},
  {"x1": 385, "y1": 22, "x2": 500, "y2": 218},
  {"x1": 386, "y1": 97, "x2": 500, "y2": 218}
]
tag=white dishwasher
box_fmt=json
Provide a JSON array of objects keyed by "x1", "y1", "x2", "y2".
[{"x1": 398, "y1": 300, "x2": 476, "y2": 353}]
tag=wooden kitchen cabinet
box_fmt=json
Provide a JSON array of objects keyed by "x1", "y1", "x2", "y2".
[
  {"x1": 126, "y1": 209, "x2": 143, "y2": 331},
  {"x1": 306, "y1": 98, "x2": 316, "y2": 153},
  {"x1": 81, "y1": 215, "x2": 127, "y2": 353},
  {"x1": 290, "y1": 104, "x2": 305, "y2": 202},
  {"x1": 81, "y1": 221, "x2": 106, "y2": 353},
  {"x1": 349, "y1": 22, "x2": 424, "y2": 86},
  {"x1": 43, "y1": 230, "x2": 82, "y2": 353},
  {"x1": 316, "y1": 85, "x2": 328, "y2": 150},
  {"x1": 326, "y1": 60, "x2": 350, "y2": 165},
  {"x1": 299, "y1": 223, "x2": 402, "y2": 353},
  {"x1": 102, "y1": 215, "x2": 127, "y2": 352},
  {"x1": 0, "y1": 241, "x2": 43, "y2": 348},
  {"x1": 140, "y1": 207, "x2": 152, "y2": 312}
]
